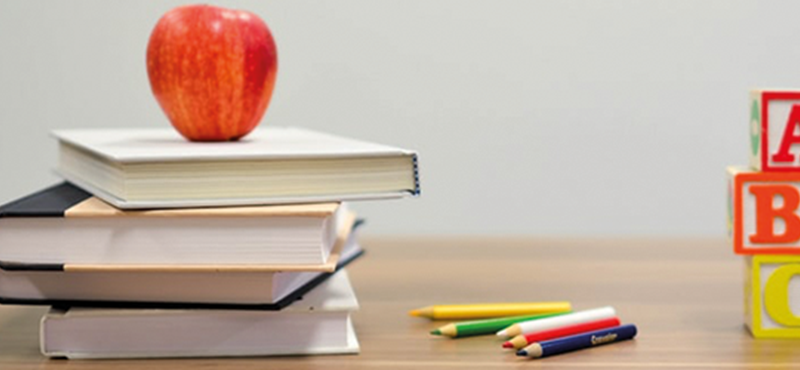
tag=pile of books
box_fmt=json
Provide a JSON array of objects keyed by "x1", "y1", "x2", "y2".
[{"x1": 0, "y1": 127, "x2": 420, "y2": 359}]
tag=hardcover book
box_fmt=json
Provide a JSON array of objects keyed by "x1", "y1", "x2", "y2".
[
  {"x1": 0, "y1": 226, "x2": 362, "y2": 309},
  {"x1": 0, "y1": 183, "x2": 352, "y2": 266},
  {"x1": 41, "y1": 271, "x2": 360, "y2": 359},
  {"x1": 53, "y1": 127, "x2": 421, "y2": 209}
]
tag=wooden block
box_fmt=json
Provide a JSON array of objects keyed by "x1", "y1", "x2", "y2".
[
  {"x1": 750, "y1": 89, "x2": 800, "y2": 171},
  {"x1": 745, "y1": 255, "x2": 800, "y2": 338},
  {"x1": 728, "y1": 166, "x2": 800, "y2": 254}
]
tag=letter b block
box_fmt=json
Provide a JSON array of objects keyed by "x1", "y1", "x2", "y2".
[
  {"x1": 751, "y1": 89, "x2": 800, "y2": 171},
  {"x1": 728, "y1": 166, "x2": 800, "y2": 254},
  {"x1": 745, "y1": 255, "x2": 800, "y2": 338}
]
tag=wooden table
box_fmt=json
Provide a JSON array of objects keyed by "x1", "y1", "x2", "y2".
[{"x1": 0, "y1": 237, "x2": 794, "y2": 369}]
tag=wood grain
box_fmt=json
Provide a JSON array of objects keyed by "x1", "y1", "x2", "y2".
[{"x1": 0, "y1": 237, "x2": 792, "y2": 369}]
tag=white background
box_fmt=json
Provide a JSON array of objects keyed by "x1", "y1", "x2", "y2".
[{"x1": 0, "y1": 1, "x2": 796, "y2": 237}]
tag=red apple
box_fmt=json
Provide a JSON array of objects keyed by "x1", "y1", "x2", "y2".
[{"x1": 146, "y1": 5, "x2": 277, "y2": 141}]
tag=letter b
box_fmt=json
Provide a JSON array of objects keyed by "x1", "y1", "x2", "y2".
[{"x1": 749, "y1": 185, "x2": 800, "y2": 244}]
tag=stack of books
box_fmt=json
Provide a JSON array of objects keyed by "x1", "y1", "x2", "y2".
[{"x1": 0, "y1": 127, "x2": 420, "y2": 359}]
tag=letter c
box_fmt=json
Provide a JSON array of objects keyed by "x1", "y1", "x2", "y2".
[{"x1": 764, "y1": 264, "x2": 800, "y2": 326}]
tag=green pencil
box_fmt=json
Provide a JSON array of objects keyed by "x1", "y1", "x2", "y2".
[{"x1": 430, "y1": 311, "x2": 571, "y2": 338}]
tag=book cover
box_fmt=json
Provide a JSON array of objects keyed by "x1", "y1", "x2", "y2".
[
  {"x1": 0, "y1": 183, "x2": 351, "y2": 267},
  {"x1": 41, "y1": 271, "x2": 361, "y2": 359},
  {"x1": 53, "y1": 127, "x2": 421, "y2": 209}
]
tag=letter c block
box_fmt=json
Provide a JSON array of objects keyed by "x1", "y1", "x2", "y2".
[{"x1": 746, "y1": 255, "x2": 800, "y2": 338}]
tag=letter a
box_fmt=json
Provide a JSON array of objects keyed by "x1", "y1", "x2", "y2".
[
  {"x1": 772, "y1": 104, "x2": 800, "y2": 163},
  {"x1": 749, "y1": 185, "x2": 800, "y2": 244}
]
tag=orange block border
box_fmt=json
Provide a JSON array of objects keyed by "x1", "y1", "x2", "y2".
[{"x1": 733, "y1": 170, "x2": 800, "y2": 254}]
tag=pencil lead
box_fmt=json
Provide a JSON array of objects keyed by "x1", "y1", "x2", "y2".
[
  {"x1": 502, "y1": 342, "x2": 513, "y2": 349},
  {"x1": 409, "y1": 309, "x2": 421, "y2": 317},
  {"x1": 496, "y1": 330, "x2": 507, "y2": 337},
  {"x1": 430, "y1": 329, "x2": 442, "y2": 335},
  {"x1": 516, "y1": 349, "x2": 528, "y2": 357}
]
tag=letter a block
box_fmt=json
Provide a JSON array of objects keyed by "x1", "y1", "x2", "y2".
[
  {"x1": 728, "y1": 166, "x2": 800, "y2": 254},
  {"x1": 750, "y1": 89, "x2": 800, "y2": 171},
  {"x1": 745, "y1": 255, "x2": 800, "y2": 338}
]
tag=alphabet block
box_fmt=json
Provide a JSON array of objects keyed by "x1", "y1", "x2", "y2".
[
  {"x1": 745, "y1": 255, "x2": 800, "y2": 338},
  {"x1": 728, "y1": 166, "x2": 800, "y2": 254},
  {"x1": 750, "y1": 89, "x2": 800, "y2": 171}
]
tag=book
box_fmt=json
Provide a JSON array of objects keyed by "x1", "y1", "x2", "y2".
[
  {"x1": 53, "y1": 127, "x2": 421, "y2": 209},
  {"x1": 0, "y1": 219, "x2": 363, "y2": 309},
  {"x1": 0, "y1": 183, "x2": 353, "y2": 266},
  {"x1": 40, "y1": 270, "x2": 360, "y2": 359}
]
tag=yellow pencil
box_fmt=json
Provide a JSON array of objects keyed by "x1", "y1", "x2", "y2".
[{"x1": 408, "y1": 302, "x2": 571, "y2": 320}]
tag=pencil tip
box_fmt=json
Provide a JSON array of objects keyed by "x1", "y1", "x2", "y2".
[
  {"x1": 496, "y1": 330, "x2": 507, "y2": 337},
  {"x1": 409, "y1": 309, "x2": 421, "y2": 317},
  {"x1": 502, "y1": 342, "x2": 513, "y2": 349},
  {"x1": 516, "y1": 350, "x2": 528, "y2": 357},
  {"x1": 430, "y1": 329, "x2": 441, "y2": 335}
]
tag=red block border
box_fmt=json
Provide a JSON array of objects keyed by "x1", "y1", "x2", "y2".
[{"x1": 761, "y1": 91, "x2": 800, "y2": 172}]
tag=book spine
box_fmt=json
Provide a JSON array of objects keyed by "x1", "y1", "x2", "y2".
[{"x1": 412, "y1": 153, "x2": 421, "y2": 196}]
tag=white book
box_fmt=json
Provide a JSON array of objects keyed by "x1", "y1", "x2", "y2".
[
  {"x1": 0, "y1": 222, "x2": 363, "y2": 308},
  {"x1": 0, "y1": 183, "x2": 353, "y2": 266},
  {"x1": 40, "y1": 270, "x2": 360, "y2": 359},
  {"x1": 53, "y1": 127, "x2": 420, "y2": 209}
]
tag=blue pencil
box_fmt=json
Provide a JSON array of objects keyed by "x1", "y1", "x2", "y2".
[{"x1": 516, "y1": 324, "x2": 637, "y2": 359}]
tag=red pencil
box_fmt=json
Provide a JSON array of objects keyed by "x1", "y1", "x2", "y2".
[{"x1": 502, "y1": 317, "x2": 622, "y2": 349}]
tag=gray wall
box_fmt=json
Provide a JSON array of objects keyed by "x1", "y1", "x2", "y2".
[{"x1": 0, "y1": 1, "x2": 792, "y2": 236}]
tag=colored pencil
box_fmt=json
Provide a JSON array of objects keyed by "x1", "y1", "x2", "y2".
[
  {"x1": 496, "y1": 306, "x2": 616, "y2": 338},
  {"x1": 409, "y1": 301, "x2": 571, "y2": 320},
  {"x1": 516, "y1": 324, "x2": 637, "y2": 358},
  {"x1": 430, "y1": 312, "x2": 570, "y2": 338},
  {"x1": 502, "y1": 317, "x2": 621, "y2": 349}
]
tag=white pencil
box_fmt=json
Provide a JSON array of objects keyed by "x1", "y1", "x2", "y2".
[{"x1": 496, "y1": 306, "x2": 616, "y2": 338}]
